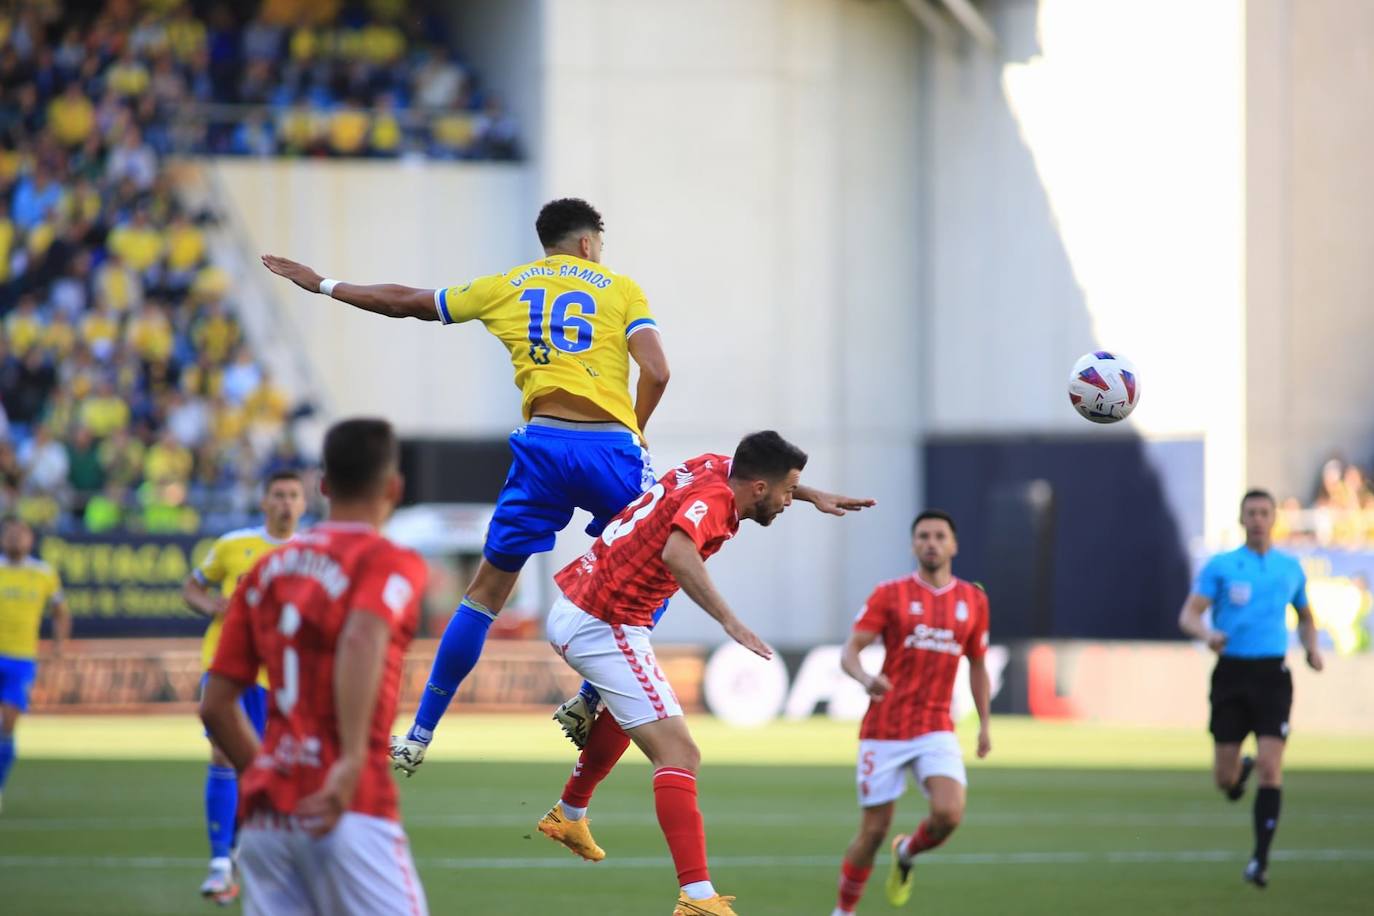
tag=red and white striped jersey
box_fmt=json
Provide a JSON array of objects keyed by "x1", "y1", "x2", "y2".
[{"x1": 853, "y1": 574, "x2": 989, "y2": 740}]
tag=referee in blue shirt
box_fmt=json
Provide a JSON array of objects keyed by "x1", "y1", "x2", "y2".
[{"x1": 1179, "y1": 489, "x2": 1324, "y2": 889}]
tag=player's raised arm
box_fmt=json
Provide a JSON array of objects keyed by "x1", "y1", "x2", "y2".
[
  {"x1": 628, "y1": 326, "x2": 670, "y2": 438},
  {"x1": 794, "y1": 485, "x2": 877, "y2": 516},
  {"x1": 261, "y1": 254, "x2": 439, "y2": 321},
  {"x1": 661, "y1": 530, "x2": 772, "y2": 660},
  {"x1": 297, "y1": 608, "x2": 390, "y2": 837},
  {"x1": 840, "y1": 629, "x2": 890, "y2": 700}
]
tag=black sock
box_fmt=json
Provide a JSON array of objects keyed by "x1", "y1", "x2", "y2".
[{"x1": 1253, "y1": 786, "x2": 1281, "y2": 868}]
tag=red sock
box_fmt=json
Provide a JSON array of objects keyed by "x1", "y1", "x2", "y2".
[
  {"x1": 653, "y1": 767, "x2": 709, "y2": 885},
  {"x1": 903, "y1": 819, "x2": 948, "y2": 858},
  {"x1": 836, "y1": 859, "x2": 873, "y2": 912},
  {"x1": 561, "y1": 714, "x2": 632, "y2": 809}
]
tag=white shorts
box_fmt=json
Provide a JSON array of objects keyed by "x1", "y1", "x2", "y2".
[
  {"x1": 856, "y1": 732, "x2": 967, "y2": 808},
  {"x1": 546, "y1": 593, "x2": 683, "y2": 729},
  {"x1": 238, "y1": 811, "x2": 428, "y2": 916}
]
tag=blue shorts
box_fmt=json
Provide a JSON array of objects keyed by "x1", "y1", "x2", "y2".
[
  {"x1": 0, "y1": 655, "x2": 37, "y2": 713},
  {"x1": 484, "y1": 419, "x2": 654, "y2": 572},
  {"x1": 200, "y1": 674, "x2": 269, "y2": 740}
]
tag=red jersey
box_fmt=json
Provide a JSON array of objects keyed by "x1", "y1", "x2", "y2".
[
  {"x1": 854, "y1": 574, "x2": 989, "y2": 740},
  {"x1": 555, "y1": 453, "x2": 739, "y2": 627},
  {"x1": 209, "y1": 521, "x2": 427, "y2": 822}
]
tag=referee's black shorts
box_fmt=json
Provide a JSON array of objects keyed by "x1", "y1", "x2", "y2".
[{"x1": 1209, "y1": 656, "x2": 1292, "y2": 743}]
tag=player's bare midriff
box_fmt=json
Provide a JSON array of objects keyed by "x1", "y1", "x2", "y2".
[{"x1": 531, "y1": 390, "x2": 622, "y2": 426}]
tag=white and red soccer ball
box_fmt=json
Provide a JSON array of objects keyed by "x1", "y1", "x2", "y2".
[{"x1": 1068, "y1": 351, "x2": 1139, "y2": 424}]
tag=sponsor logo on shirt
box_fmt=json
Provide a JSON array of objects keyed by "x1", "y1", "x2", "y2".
[
  {"x1": 382, "y1": 573, "x2": 412, "y2": 617},
  {"x1": 683, "y1": 500, "x2": 710, "y2": 527},
  {"x1": 903, "y1": 623, "x2": 963, "y2": 656},
  {"x1": 909, "y1": 601, "x2": 923, "y2": 616},
  {"x1": 955, "y1": 600, "x2": 968, "y2": 622},
  {"x1": 1228, "y1": 582, "x2": 1252, "y2": 606}
]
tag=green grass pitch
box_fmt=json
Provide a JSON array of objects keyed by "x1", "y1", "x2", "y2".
[{"x1": 1, "y1": 716, "x2": 1370, "y2": 915}]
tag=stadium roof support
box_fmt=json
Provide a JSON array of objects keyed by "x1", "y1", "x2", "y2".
[{"x1": 901, "y1": 0, "x2": 999, "y2": 51}]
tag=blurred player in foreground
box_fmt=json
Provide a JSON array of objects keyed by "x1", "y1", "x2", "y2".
[
  {"x1": 536, "y1": 431, "x2": 871, "y2": 916},
  {"x1": 201, "y1": 418, "x2": 429, "y2": 916},
  {"x1": 0, "y1": 518, "x2": 68, "y2": 814},
  {"x1": 182, "y1": 470, "x2": 307, "y2": 904},
  {"x1": 831, "y1": 509, "x2": 991, "y2": 916},
  {"x1": 261, "y1": 198, "x2": 673, "y2": 765},
  {"x1": 1179, "y1": 488, "x2": 1323, "y2": 889}
]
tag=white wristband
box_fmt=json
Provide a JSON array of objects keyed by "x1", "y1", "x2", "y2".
[{"x1": 319, "y1": 278, "x2": 339, "y2": 297}]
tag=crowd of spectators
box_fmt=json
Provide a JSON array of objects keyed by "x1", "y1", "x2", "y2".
[
  {"x1": 1275, "y1": 455, "x2": 1374, "y2": 548},
  {"x1": 3, "y1": 0, "x2": 519, "y2": 162}
]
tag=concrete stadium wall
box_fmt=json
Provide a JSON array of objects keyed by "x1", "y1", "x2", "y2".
[
  {"x1": 213, "y1": 159, "x2": 531, "y2": 436},
  {"x1": 1246, "y1": 0, "x2": 1374, "y2": 502},
  {"x1": 918, "y1": 0, "x2": 1247, "y2": 542},
  {"x1": 534, "y1": 0, "x2": 924, "y2": 647}
]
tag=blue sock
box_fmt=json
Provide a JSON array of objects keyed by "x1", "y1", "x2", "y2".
[
  {"x1": 0, "y1": 732, "x2": 15, "y2": 790},
  {"x1": 205, "y1": 765, "x2": 237, "y2": 859},
  {"x1": 578, "y1": 680, "x2": 602, "y2": 706},
  {"x1": 410, "y1": 598, "x2": 495, "y2": 741}
]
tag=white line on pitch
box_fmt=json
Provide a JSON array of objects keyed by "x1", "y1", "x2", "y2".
[{"x1": 0, "y1": 849, "x2": 1369, "y2": 871}]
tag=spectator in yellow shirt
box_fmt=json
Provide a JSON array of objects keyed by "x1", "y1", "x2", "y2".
[
  {"x1": 105, "y1": 50, "x2": 151, "y2": 98},
  {"x1": 191, "y1": 301, "x2": 239, "y2": 365},
  {"x1": 166, "y1": 3, "x2": 207, "y2": 62},
  {"x1": 328, "y1": 101, "x2": 369, "y2": 156},
  {"x1": 46, "y1": 82, "x2": 96, "y2": 147},
  {"x1": 98, "y1": 428, "x2": 147, "y2": 487},
  {"x1": 108, "y1": 210, "x2": 165, "y2": 275},
  {"x1": 144, "y1": 430, "x2": 194, "y2": 483},
  {"x1": 40, "y1": 313, "x2": 77, "y2": 359},
  {"x1": 0, "y1": 218, "x2": 12, "y2": 283},
  {"x1": 126, "y1": 302, "x2": 174, "y2": 364},
  {"x1": 94, "y1": 258, "x2": 144, "y2": 314},
  {"x1": 4, "y1": 297, "x2": 44, "y2": 357},
  {"x1": 78, "y1": 378, "x2": 132, "y2": 439},
  {"x1": 164, "y1": 212, "x2": 206, "y2": 293},
  {"x1": 244, "y1": 369, "x2": 291, "y2": 430},
  {"x1": 370, "y1": 94, "x2": 402, "y2": 156},
  {"x1": 208, "y1": 394, "x2": 246, "y2": 444},
  {"x1": 80, "y1": 302, "x2": 121, "y2": 361}
]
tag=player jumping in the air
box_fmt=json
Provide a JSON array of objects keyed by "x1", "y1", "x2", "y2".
[
  {"x1": 0, "y1": 518, "x2": 68, "y2": 815},
  {"x1": 831, "y1": 510, "x2": 991, "y2": 916},
  {"x1": 182, "y1": 470, "x2": 307, "y2": 904},
  {"x1": 202, "y1": 418, "x2": 430, "y2": 916},
  {"x1": 262, "y1": 198, "x2": 673, "y2": 766},
  {"x1": 1178, "y1": 489, "x2": 1323, "y2": 889},
  {"x1": 535, "y1": 431, "x2": 871, "y2": 916}
]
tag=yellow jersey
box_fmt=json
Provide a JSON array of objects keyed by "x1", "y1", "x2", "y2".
[
  {"x1": 0, "y1": 558, "x2": 64, "y2": 660},
  {"x1": 193, "y1": 527, "x2": 289, "y2": 675},
  {"x1": 434, "y1": 256, "x2": 658, "y2": 436}
]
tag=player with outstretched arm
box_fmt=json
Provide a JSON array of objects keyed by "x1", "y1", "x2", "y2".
[
  {"x1": 535, "y1": 431, "x2": 872, "y2": 916},
  {"x1": 263, "y1": 198, "x2": 672, "y2": 764},
  {"x1": 831, "y1": 509, "x2": 991, "y2": 916}
]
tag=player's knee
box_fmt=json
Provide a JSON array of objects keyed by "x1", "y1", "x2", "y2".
[
  {"x1": 1212, "y1": 768, "x2": 1234, "y2": 791},
  {"x1": 859, "y1": 812, "x2": 893, "y2": 847},
  {"x1": 1256, "y1": 759, "x2": 1282, "y2": 786},
  {"x1": 930, "y1": 802, "x2": 963, "y2": 833}
]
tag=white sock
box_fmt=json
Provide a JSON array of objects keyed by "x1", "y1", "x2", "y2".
[
  {"x1": 558, "y1": 799, "x2": 587, "y2": 821},
  {"x1": 682, "y1": 880, "x2": 716, "y2": 900},
  {"x1": 832, "y1": 909, "x2": 855, "y2": 916},
  {"x1": 209, "y1": 856, "x2": 232, "y2": 872},
  {"x1": 407, "y1": 724, "x2": 434, "y2": 745}
]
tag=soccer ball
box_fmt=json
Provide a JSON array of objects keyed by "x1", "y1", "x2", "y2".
[{"x1": 1067, "y1": 351, "x2": 1140, "y2": 423}]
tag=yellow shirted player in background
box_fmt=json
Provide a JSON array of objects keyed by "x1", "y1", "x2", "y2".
[
  {"x1": 0, "y1": 517, "x2": 69, "y2": 814},
  {"x1": 181, "y1": 470, "x2": 307, "y2": 904},
  {"x1": 260, "y1": 197, "x2": 672, "y2": 774}
]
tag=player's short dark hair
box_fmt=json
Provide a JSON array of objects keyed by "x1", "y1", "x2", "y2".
[
  {"x1": 1241, "y1": 489, "x2": 1276, "y2": 510},
  {"x1": 264, "y1": 469, "x2": 303, "y2": 490},
  {"x1": 536, "y1": 198, "x2": 605, "y2": 248},
  {"x1": 911, "y1": 509, "x2": 957, "y2": 537},
  {"x1": 322, "y1": 418, "x2": 398, "y2": 499},
  {"x1": 729, "y1": 431, "x2": 808, "y2": 483}
]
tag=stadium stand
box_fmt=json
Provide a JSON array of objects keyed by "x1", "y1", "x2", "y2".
[{"x1": 0, "y1": 0, "x2": 519, "y2": 534}]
